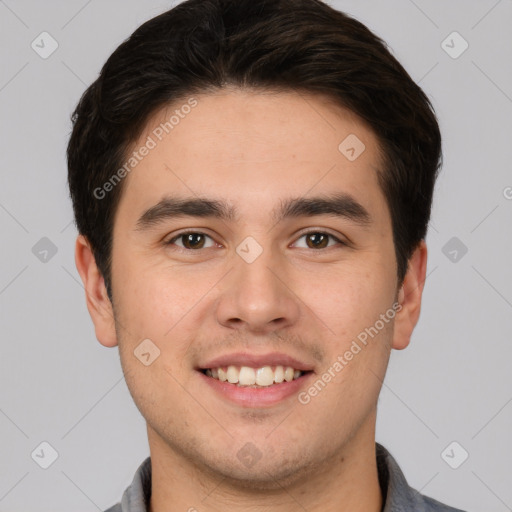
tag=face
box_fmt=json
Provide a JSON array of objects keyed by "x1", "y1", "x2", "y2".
[{"x1": 83, "y1": 89, "x2": 413, "y2": 487}]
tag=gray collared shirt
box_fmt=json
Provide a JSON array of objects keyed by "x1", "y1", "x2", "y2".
[{"x1": 104, "y1": 443, "x2": 467, "y2": 512}]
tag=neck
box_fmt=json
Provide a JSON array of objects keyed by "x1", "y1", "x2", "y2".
[{"x1": 147, "y1": 417, "x2": 383, "y2": 512}]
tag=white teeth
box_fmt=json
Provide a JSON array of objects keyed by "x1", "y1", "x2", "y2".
[
  {"x1": 227, "y1": 365, "x2": 239, "y2": 384},
  {"x1": 255, "y1": 366, "x2": 274, "y2": 386},
  {"x1": 274, "y1": 365, "x2": 285, "y2": 383},
  {"x1": 238, "y1": 366, "x2": 256, "y2": 386},
  {"x1": 204, "y1": 365, "x2": 305, "y2": 386}
]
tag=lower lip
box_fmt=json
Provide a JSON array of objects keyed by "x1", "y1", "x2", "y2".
[{"x1": 197, "y1": 370, "x2": 314, "y2": 408}]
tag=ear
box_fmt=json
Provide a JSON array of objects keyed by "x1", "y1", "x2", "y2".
[
  {"x1": 391, "y1": 240, "x2": 428, "y2": 351},
  {"x1": 74, "y1": 234, "x2": 118, "y2": 347}
]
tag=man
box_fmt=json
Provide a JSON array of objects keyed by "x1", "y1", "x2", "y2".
[{"x1": 67, "y1": 0, "x2": 466, "y2": 510}]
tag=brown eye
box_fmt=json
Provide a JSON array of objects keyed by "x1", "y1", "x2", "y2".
[
  {"x1": 181, "y1": 233, "x2": 205, "y2": 249},
  {"x1": 294, "y1": 231, "x2": 343, "y2": 250},
  {"x1": 166, "y1": 232, "x2": 215, "y2": 250},
  {"x1": 305, "y1": 233, "x2": 329, "y2": 249}
]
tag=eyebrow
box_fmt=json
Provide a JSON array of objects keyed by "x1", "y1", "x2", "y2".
[{"x1": 134, "y1": 193, "x2": 372, "y2": 231}]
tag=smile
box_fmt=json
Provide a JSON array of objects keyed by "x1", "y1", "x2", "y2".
[{"x1": 201, "y1": 365, "x2": 309, "y2": 387}]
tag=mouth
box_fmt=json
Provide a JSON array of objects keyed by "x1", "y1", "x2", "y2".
[
  {"x1": 199, "y1": 365, "x2": 313, "y2": 388},
  {"x1": 196, "y1": 352, "x2": 316, "y2": 406}
]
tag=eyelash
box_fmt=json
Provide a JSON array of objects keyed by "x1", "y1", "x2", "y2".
[{"x1": 165, "y1": 230, "x2": 346, "y2": 251}]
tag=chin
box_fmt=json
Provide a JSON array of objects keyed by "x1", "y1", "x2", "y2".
[{"x1": 199, "y1": 446, "x2": 323, "y2": 490}]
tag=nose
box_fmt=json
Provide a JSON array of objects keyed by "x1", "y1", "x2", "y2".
[{"x1": 215, "y1": 247, "x2": 301, "y2": 335}]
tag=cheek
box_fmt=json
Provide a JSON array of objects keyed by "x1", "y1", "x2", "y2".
[
  {"x1": 112, "y1": 256, "x2": 195, "y2": 339},
  {"x1": 302, "y1": 261, "x2": 394, "y2": 331},
  {"x1": 112, "y1": 259, "x2": 222, "y2": 385},
  {"x1": 113, "y1": 270, "x2": 195, "y2": 421}
]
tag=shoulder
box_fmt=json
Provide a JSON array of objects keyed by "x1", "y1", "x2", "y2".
[
  {"x1": 103, "y1": 505, "x2": 122, "y2": 512},
  {"x1": 102, "y1": 456, "x2": 152, "y2": 512},
  {"x1": 376, "y1": 443, "x2": 467, "y2": 512},
  {"x1": 422, "y1": 494, "x2": 467, "y2": 512}
]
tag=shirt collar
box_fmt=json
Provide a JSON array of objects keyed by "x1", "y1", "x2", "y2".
[{"x1": 376, "y1": 442, "x2": 431, "y2": 511}]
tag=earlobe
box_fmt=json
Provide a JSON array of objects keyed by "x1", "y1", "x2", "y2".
[
  {"x1": 391, "y1": 240, "x2": 428, "y2": 351},
  {"x1": 74, "y1": 235, "x2": 118, "y2": 347}
]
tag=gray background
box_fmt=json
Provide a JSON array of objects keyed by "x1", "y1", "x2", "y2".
[{"x1": 1, "y1": 0, "x2": 511, "y2": 510}]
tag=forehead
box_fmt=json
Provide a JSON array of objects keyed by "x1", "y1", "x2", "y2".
[{"x1": 116, "y1": 88, "x2": 387, "y2": 225}]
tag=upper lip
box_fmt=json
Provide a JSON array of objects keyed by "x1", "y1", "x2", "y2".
[{"x1": 198, "y1": 352, "x2": 315, "y2": 372}]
